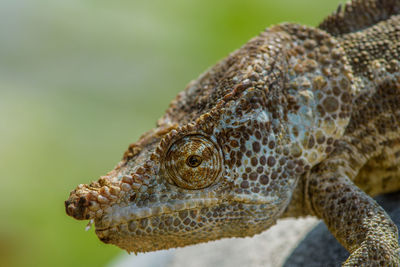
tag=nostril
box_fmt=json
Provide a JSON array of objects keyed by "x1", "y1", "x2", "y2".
[
  {"x1": 78, "y1": 196, "x2": 87, "y2": 205},
  {"x1": 65, "y1": 196, "x2": 90, "y2": 220}
]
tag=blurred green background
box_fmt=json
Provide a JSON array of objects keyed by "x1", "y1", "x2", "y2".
[{"x1": 0, "y1": 0, "x2": 342, "y2": 266}]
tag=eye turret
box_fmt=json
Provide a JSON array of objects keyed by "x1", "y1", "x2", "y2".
[{"x1": 163, "y1": 135, "x2": 222, "y2": 189}]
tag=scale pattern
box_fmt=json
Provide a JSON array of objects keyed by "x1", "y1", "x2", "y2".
[{"x1": 65, "y1": 0, "x2": 400, "y2": 265}]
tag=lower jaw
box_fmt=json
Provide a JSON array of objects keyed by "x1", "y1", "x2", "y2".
[
  {"x1": 95, "y1": 216, "x2": 274, "y2": 253},
  {"x1": 93, "y1": 202, "x2": 277, "y2": 252}
]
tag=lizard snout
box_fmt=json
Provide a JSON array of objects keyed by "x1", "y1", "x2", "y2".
[
  {"x1": 65, "y1": 179, "x2": 123, "y2": 221},
  {"x1": 65, "y1": 195, "x2": 92, "y2": 220}
]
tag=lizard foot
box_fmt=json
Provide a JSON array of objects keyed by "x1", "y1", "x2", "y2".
[{"x1": 343, "y1": 238, "x2": 400, "y2": 267}]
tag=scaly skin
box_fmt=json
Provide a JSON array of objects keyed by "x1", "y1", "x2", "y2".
[{"x1": 65, "y1": 0, "x2": 400, "y2": 265}]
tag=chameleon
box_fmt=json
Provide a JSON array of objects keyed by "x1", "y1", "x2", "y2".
[{"x1": 65, "y1": 0, "x2": 400, "y2": 265}]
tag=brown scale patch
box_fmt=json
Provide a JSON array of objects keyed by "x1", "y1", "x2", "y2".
[
  {"x1": 251, "y1": 187, "x2": 260, "y2": 193},
  {"x1": 260, "y1": 156, "x2": 266, "y2": 165},
  {"x1": 286, "y1": 160, "x2": 295, "y2": 170},
  {"x1": 252, "y1": 142, "x2": 261, "y2": 153},
  {"x1": 307, "y1": 135, "x2": 315, "y2": 149},
  {"x1": 267, "y1": 156, "x2": 276, "y2": 167},
  {"x1": 259, "y1": 175, "x2": 269, "y2": 185},
  {"x1": 268, "y1": 141, "x2": 275, "y2": 149},
  {"x1": 256, "y1": 166, "x2": 264, "y2": 173},
  {"x1": 255, "y1": 131, "x2": 262, "y2": 140},
  {"x1": 262, "y1": 137, "x2": 268, "y2": 145},
  {"x1": 230, "y1": 140, "x2": 239, "y2": 147},
  {"x1": 249, "y1": 172, "x2": 258, "y2": 181},
  {"x1": 322, "y1": 96, "x2": 339, "y2": 113},
  {"x1": 240, "y1": 181, "x2": 249, "y2": 189}
]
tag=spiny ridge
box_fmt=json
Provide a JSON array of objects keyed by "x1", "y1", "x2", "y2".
[{"x1": 319, "y1": 0, "x2": 400, "y2": 36}]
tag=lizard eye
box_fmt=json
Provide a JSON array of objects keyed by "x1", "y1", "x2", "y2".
[
  {"x1": 186, "y1": 155, "x2": 202, "y2": 168},
  {"x1": 163, "y1": 135, "x2": 222, "y2": 189}
]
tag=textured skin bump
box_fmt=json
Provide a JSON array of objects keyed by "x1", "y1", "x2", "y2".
[{"x1": 65, "y1": 0, "x2": 400, "y2": 265}]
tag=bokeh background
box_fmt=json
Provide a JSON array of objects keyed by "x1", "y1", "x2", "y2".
[{"x1": 0, "y1": 0, "x2": 342, "y2": 266}]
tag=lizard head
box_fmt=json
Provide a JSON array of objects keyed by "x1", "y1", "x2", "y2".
[{"x1": 65, "y1": 24, "x2": 353, "y2": 252}]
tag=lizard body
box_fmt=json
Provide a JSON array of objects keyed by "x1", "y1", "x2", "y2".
[{"x1": 65, "y1": 0, "x2": 400, "y2": 265}]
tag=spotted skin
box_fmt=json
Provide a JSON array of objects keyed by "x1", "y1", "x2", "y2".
[{"x1": 65, "y1": 0, "x2": 400, "y2": 265}]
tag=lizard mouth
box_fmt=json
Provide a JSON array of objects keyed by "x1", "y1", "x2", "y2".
[
  {"x1": 94, "y1": 190, "x2": 278, "y2": 231},
  {"x1": 94, "y1": 197, "x2": 223, "y2": 230},
  {"x1": 94, "y1": 201, "x2": 276, "y2": 253}
]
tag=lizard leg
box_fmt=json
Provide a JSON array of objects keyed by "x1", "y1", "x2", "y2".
[{"x1": 306, "y1": 147, "x2": 400, "y2": 266}]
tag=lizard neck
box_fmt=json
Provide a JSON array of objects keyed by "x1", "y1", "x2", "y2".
[{"x1": 280, "y1": 172, "x2": 314, "y2": 218}]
